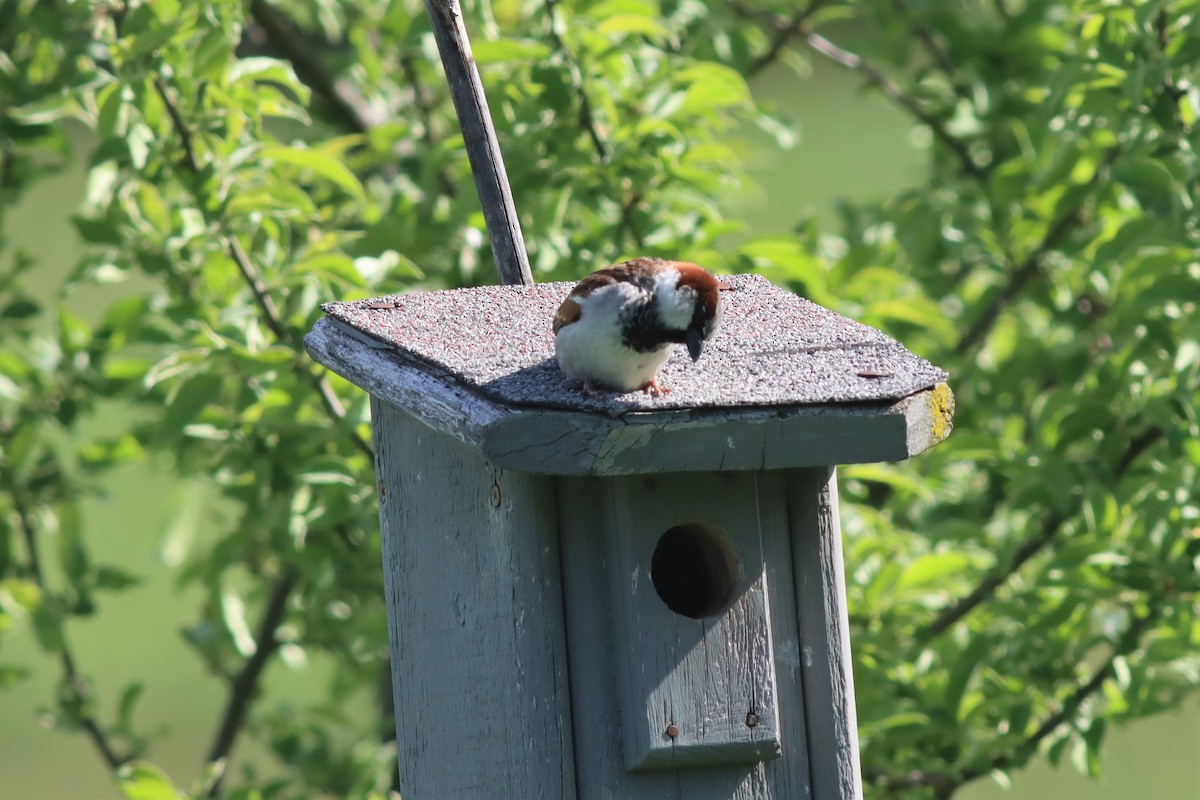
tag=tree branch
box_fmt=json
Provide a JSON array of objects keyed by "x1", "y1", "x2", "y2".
[
  {"x1": 746, "y1": 0, "x2": 831, "y2": 77},
  {"x1": 890, "y1": 0, "x2": 970, "y2": 100},
  {"x1": 544, "y1": 0, "x2": 609, "y2": 162},
  {"x1": 802, "y1": 31, "x2": 987, "y2": 181},
  {"x1": 247, "y1": 0, "x2": 380, "y2": 133},
  {"x1": 918, "y1": 509, "x2": 1064, "y2": 642},
  {"x1": 953, "y1": 201, "x2": 1083, "y2": 358},
  {"x1": 154, "y1": 78, "x2": 374, "y2": 459},
  {"x1": 964, "y1": 606, "x2": 1158, "y2": 781},
  {"x1": 953, "y1": 146, "x2": 1121, "y2": 358},
  {"x1": 919, "y1": 425, "x2": 1164, "y2": 642},
  {"x1": 10, "y1": 482, "x2": 130, "y2": 771},
  {"x1": 156, "y1": 76, "x2": 200, "y2": 173},
  {"x1": 874, "y1": 606, "x2": 1158, "y2": 795},
  {"x1": 202, "y1": 567, "x2": 300, "y2": 798}
]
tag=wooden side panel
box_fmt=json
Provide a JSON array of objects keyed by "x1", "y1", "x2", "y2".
[
  {"x1": 786, "y1": 467, "x2": 863, "y2": 800},
  {"x1": 372, "y1": 399, "x2": 575, "y2": 800},
  {"x1": 559, "y1": 471, "x2": 814, "y2": 799}
]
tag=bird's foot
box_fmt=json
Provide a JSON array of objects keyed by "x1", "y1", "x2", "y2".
[{"x1": 639, "y1": 377, "x2": 670, "y2": 397}]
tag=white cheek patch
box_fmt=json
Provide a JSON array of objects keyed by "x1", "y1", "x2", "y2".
[{"x1": 655, "y1": 280, "x2": 698, "y2": 331}]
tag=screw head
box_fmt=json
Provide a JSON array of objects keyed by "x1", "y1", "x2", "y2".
[
  {"x1": 665, "y1": 723, "x2": 679, "y2": 739},
  {"x1": 489, "y1": 482, "x2": 502, "y2": 508},
  {"x1": 745, "y1": 711, "x2": 759, "y2": 729}
]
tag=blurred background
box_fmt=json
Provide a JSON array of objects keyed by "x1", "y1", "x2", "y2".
[{"x1": 2, "y1": 41, "x2": 1197, "y2": 800}]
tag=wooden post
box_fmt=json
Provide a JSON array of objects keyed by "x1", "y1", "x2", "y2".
[
  {"x1": 372, "y1": 400, "x2": 574, "y2": 797},
  {"x1": 305, "y1": 274, "x2": 954, "y2": 799},
  {"x1": 421, "y1": 0, "x2": 532, "y2": 286},
  {"x1": 788, "y1": 467, "x2": 863, "y2": 799}
]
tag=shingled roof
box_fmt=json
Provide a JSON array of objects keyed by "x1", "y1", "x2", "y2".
[{"x1": 305, "y1": 274, "x2": 954, "y2": 475}]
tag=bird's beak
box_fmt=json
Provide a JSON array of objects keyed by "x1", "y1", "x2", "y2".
[{"x1": 686, "y1": 328, "x2": 705, "y2": 361}]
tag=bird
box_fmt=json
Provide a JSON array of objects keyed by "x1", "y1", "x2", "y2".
[{"x1": 552, "y1": 257, "x2": 723, "y2": 395}]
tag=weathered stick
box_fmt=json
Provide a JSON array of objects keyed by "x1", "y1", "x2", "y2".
[{"x1": 422, "y1": 0, "x2": 533, "y2": 287}]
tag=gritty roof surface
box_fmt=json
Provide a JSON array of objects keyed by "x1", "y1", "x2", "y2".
[{"x1": 319, "y1": 273, "x2": 948, "y2": 412}]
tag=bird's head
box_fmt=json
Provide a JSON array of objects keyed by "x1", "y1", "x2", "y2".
[{"x1": 652, "y1": 261, "x2": 723, "y2": 361}]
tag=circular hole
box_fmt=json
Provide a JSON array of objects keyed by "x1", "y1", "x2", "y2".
[{"x1": 650, "y1": 522, "x2": 742, "y2": 619}]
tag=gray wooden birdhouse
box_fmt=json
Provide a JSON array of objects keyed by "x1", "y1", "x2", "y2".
[{"x1": 304, "y1": 274, "x2": 953, "y2": 800}]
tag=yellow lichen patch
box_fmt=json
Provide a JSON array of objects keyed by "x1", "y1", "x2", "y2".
[{"x1": 929, "y1": 382, "x2": 955, "y2": 442}]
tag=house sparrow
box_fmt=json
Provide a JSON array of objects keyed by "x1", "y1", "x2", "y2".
[{"x1": 553, "y1": 258, "x2": 723, "y2": 395}]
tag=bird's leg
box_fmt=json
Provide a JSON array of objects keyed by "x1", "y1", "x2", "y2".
[
  {"x1": 581, "y1": 379, "x2": 602, "y2": 397},
  {"x1": 639, "y1": 377, "x2": 670, "y2": 397}
]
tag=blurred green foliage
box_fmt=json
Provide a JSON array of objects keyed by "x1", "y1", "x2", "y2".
[{"x1": 0, "y1": 1, "x2": 1197, "y2": 799}]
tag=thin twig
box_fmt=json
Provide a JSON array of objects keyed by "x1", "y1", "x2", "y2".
[
  {"x1": 11, "y1": 482, "x2": 130, "y2": 770},
  {"x1": 919, "y1": 509, "x2": 1064, "y2": 642},
  {"x1": 1114, "y1": 426, "x2": 1164, "y2": 477},
  {"x1": 202, "y1": 567, "x2": 300, "y2": 798},
  {"x1": 747, "y1": 0, "x2": 831, "y2": 77},
  {"x1": 227, "y1": 236, "x2": 291, "y2": 343},
  {"x1": 544, "y1": 0, "x2": 608, "y2": 162},
  {"x1": 803, "y1": 31, "x2": 986, "y2": 181},
  {"x1": 422, "y1": 0, "x2": 533, "y2": 286},
  {"x1": 399, "y1": 56, "x2": 436, "y2": 147},
  {"x1": 155, "y1": 77, "x2": 374, "y2": 458},
  {"x1": 954, "y1": 146, "x2": 1120, "y2": 358},
  {"x1": 872, "y1": 607, "x2": 1157, "y2": 795},
  {"x1": 247, "y1": 0, "x2": 380, "y2": 133},
  {"x1": 964, "y1": 606, "x2": 1158, "y2": 781},
  {"x1": 399, "y1": 55, "x2": 458, "y2": 198},
  {"x1": 953, "y1": 203, "x2": 1083, "y2": 358},
  {"x1": 919, "y1": 425, "x2": 1164, "y2": 641},
  {"x1": 155, "y1": 77, "x2": 200, "y2": 173},
  {"x1": 890, "y1": 0, "x2": 970, "y2": 100},
  {"x1": 619, "y1": 190, "x2": 645, "y2": 249}
]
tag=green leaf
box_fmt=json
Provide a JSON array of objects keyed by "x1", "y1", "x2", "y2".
[
  {"x1": 121, "y1": 19, "x2": 185, "y2": 61},
  {"x1": 676, "y1": 63, "x2": 751, "y2": 114},
  {"x1": 117, "y1": 682, "x2": 145, "y2": 732},
  {"x1": 596, "y1": 14, "x2": 669, "y2": 38},
  {"x1": 0, "y1": 663, "x2": 32, "y2": 689},
  {"x1": 8, "y1": 94, "x2": 77, "y2": 125},
  {"x1": 1174, "y1": 339, "x2": 1199, "y2": 374},
  {"x1": 472, "y1": 39, "x2": 553, "y2": 64},
  {"x1": 161, "y1": 373, "x2": 223, "y2": 438},
  {"x1": 896, "y1": 552, "x2": 975, "y2": 591},
  {"x1": 1112, "y1": 157, "x2": 1186, "y2": 215},
  {"x1": 72, "y1": 215, "x2": 125, "y2": 246},
  {"x1": 2, "y1": 298, "x2": 41, "y2": 320},
  {"x1": 193, "y1": 28, "x2": 235, "y2": 78},
  {"x1": 227, "y1": 57, "x2": 308, "y2": 100},
  {"x1": 0, "y1": 580, "x2": 42, "y2": 614},
  {"x1": 259, "y1": 145, "x2": 365, "y2": 202},
  {"x1": 94, "y1": 566, "x2": 144, "y2": 592},
  {"x1": 57, "y1": 503, "x2": 90, "y2": 587},
  {"x1": 220, "y1": 589, "x2": 257, "y2": 657},
  {"x1": 116, "y1": 762, "x2": 184, "y2": 800},
  {"x1": 31, "y1": 604, "x2": 65, "y2": 653}
]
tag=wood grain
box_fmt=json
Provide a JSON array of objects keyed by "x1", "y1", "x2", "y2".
[
  {"x1": 557, "y1": 471, "x2": 818, "y2": 798},
  {"x1": 787, "y1": 467, "x2": 863, "y2": 800},
  {"x1": 373, "y1": 400, "x2": 574, "y2": 798}
]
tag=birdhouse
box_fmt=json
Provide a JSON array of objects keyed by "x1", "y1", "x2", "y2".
[{"x1": 304, "y1": 273, "x2": 953, "y2": 800}]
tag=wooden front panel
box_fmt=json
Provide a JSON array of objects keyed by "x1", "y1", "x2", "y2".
[{"x1": 558, "y1": 470, "x2": 818, "y2": 799}]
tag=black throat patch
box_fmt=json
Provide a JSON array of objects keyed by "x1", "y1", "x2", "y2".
[{"x1": 620, "y1": 294, "x2": 688, "y2": 353}]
